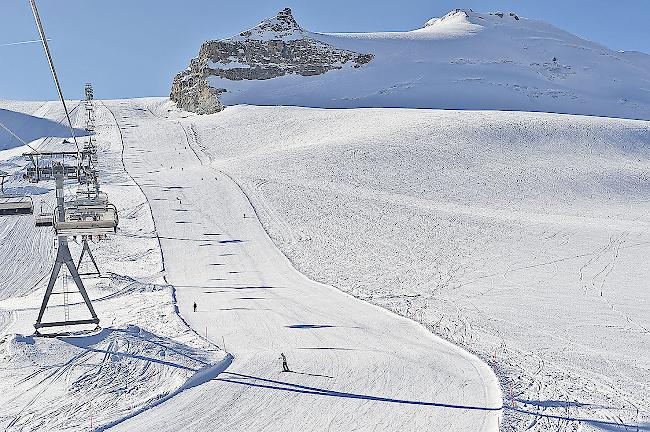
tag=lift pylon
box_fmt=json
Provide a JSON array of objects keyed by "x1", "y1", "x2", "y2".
[
  {"x1": 34, "y1": 164, "x2": 99, "y2": 332},
  {"x1": 76, "y1": 237, "x2": 100, "y2": 276}
]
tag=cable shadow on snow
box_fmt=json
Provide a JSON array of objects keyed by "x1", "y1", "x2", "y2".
[
  {"x1": 175, "y1": 285, "x2": 276, "y2": 290},
  {"x1": 216, "y1": 372, "x2": 502, "y2": 411},
  {"x1": 286, "y1": 324, "x2": 336, "y2": 329},
  {"x1": 297, "y1": 347, "x2": 360, "y2": 351},
  {"x1": 287, "y1": 370, "x2": 334, "y2": 379}
]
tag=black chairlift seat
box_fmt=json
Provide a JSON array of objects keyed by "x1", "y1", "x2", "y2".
[
  {"x1": 0, "y1": 195, "x2": 33, "y2": 215},
  {"x1": 0, "y1": 170, "x2": 33, "y2": 215}
]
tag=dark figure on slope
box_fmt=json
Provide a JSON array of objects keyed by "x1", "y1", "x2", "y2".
[
  {"x1": 193, "y1": 302, "x2": 197, "y2": 312},
  {"x1": 280, "y1": 353, "x2": 290, "y2": 372}
]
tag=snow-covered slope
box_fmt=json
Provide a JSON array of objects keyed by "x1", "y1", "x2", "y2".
[
  {"x1": 0, "y1": 101, "x2": 229, "y2": 431},
  {"x1": 0, "y1": 102, "x2": 87, "y2": 151},
  {"x1": 183, "y1": 104, "x2": 650, "y2": 431},
  {"x1": 173, "y1": 8, "x2": 650, "y2": 120},
  {"x1": 2, "y1": 96, "x2": 648, "y2": 430},
  {"x1": 0, "y1": 99, "x2": 503, "y2": 431}
]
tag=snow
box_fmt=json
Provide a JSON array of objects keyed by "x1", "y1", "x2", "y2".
[
  {"x1": 0, "y1": 101, "x2": 88, "y2": 151},
  {"x1": 0, "y1": 10, "x2": 648, "y2": 431},
  {"x1": 1, "y1": 96, "x2": 648, "y2": 430},
  {"x1": 0, "y1": 99, "x2": 503, "y2": 431},
  {"x1": 208, "y1": 9, "x2": 650, "y2": 120},
  {"x1": 182, "y1": 104, "x2": 650, "y2": 431}
]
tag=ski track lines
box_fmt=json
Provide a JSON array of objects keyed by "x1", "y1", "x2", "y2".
[{"x1": 105, "y1": 100, "x2": 502, "y2": 432}]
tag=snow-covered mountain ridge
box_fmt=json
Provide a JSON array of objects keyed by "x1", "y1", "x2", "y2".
[{"x1": 172, "y1": 8, "x2": 650, "y2": 120}]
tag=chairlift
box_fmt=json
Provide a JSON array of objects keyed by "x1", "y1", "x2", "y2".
[
  {"x1": 84, "y1": 83, "x2": 93, "y2": 101},
  {"x1": 29, "y1": 0, "x2": 100, "y2": 334},
  {"x1": 23, "y1": 149, "x2": 92, "y2": 183},
  {"x1": 0, "y1": 170, "x2": 34, "y2": 215},
  {"x1": 53, "y1": 192, "x2": 118, "y2": 237},
  {"x1": 35, "y1": 199, "x2": 53, "y2": 226}
]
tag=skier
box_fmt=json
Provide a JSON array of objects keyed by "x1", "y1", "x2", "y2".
[
  {"x1": 279, "y1": 353, "x2": 290, "y2": 372},
  {"x1": 193, "y1": 302, "x2": 197, "y2": 312}
]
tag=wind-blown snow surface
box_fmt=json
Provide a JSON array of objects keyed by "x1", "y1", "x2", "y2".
[
  {"x1": 182, "y1": 104, "x2": 650, "y2": 431},
  {"x1": 209, "y1": 9, "x2": 650, "y2": 120},
  {"x1": 0, "y1": 101, "x2": 88, "y2": 151},
  {"x1": 2, "y1": 98, "x2": 648, "y2": 431},
  {"x1": 0, "y1": 100, "x2": 502, "y2": 431}
]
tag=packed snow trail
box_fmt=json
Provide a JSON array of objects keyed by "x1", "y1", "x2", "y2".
[{"x1": 103, "y1": 99, "x2": 502, "y2": 431}]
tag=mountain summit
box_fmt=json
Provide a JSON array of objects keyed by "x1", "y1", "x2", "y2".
[
  {"x1": 172, "y1": 8, "x2": 650, "y2": 119},
  {"x1": 171, "y1": 8, "x2": 372, "y2": 114}
]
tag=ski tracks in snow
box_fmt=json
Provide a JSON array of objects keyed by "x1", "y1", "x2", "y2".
[{"x1": 103, "y1": 99, "x2": 503, "y2": 432}]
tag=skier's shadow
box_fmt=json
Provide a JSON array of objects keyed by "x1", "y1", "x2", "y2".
[{"x1": 287, "y1": 370, "x2": 333, "y2": 379}]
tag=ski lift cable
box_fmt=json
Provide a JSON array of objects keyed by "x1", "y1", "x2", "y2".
[
  {"x1": 0, "y1": 38, "x2": 50, "y2": 47},
  {"x1": 28, "y1": 0, "x2": 80, "y2": 155}
]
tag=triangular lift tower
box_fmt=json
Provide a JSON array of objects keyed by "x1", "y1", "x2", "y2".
[
  {"x1": 24, "y1": 149, "x2": 118, "y2": 333},
  {"x1": 34, "y1": 162, "x2": 100, "y2": 332},
  {"x1": 76, "y1": 234, "x2": 101, "y2": 276},
  {"x1": 27, "y1": 0, "x2": 102, "y2": 333}
]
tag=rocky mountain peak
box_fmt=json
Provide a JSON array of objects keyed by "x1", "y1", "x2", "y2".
[
  {"x1": 233, "y1": 8, "x2": 304, "y2": 42},
  {"x1": 260, "y1": 8, "x2": 301, "y2": 33},
  {"x1": 170, "y1": 8, "x2": 373, "y2": 114}
]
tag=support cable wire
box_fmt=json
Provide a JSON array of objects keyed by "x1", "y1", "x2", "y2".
[
  {"x1": 29, "y1": 0, "x2": 80, "y2": 156},
  {"x1": 0, "y1": 120, "x2": 39, "y2": 153}
]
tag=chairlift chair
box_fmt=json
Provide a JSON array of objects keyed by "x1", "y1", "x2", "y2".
[
  {"x1": 23, "y1": 149, "x2": 87, "y2": 183},
  {"x1": 0, "y1": 195, "x2": 34, "y2": 215},
  {"x1": 35, "y1": 200, "x2": 53, "y2": 226},
  {"x1": 53, "y1": 196, "x2": 118, "y2": 237},
  {"x1": 0, "y1": 170, "x2": 34, "y2": 215}
]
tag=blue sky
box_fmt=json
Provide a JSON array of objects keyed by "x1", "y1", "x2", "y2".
[{"x1": 1, "y1": 0, "x2": 648, "y2": 101}]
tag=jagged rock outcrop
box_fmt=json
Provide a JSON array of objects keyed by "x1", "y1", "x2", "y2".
[{"x1": 171, "y1": 8, "x2": 373, "y2": 114}]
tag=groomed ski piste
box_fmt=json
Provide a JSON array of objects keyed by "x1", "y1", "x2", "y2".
[
  {"x1": 1, "y1": 7, "x2": 649, "y2": 432},
  {"x1": 0, "y1": 99, "x2": 503, "y2": 431},
  {"x1": 2, "y1": 97, "x2": 649, "y2": 431}
]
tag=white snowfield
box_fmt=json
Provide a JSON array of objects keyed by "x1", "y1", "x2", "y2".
[
  {"x1": 103, "y1": 100, "x2": 502, "y2": 431},
  {"x1": 183, "y1": 105, "x2": 650, "y2": 431},
  {"x1": 0, "y1": 101, "x2": 88, "y2": 150},
  {"x1": 209, "y1": 9, "x2": 650, "y2": 121},
  {"x1": 0, "y1": 99, "x2": 503, "y2": 431},
  {"x1": 1, "y1": 7, "x2": 649, "y2": 424}
]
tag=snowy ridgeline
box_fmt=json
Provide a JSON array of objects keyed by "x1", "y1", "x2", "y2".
[
  {"x1": 186, "y1": 105, "x2": 650, "y2": 431},
  {"x1": 173, "y1": 8, "x2": 650, "y2": 120}
]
